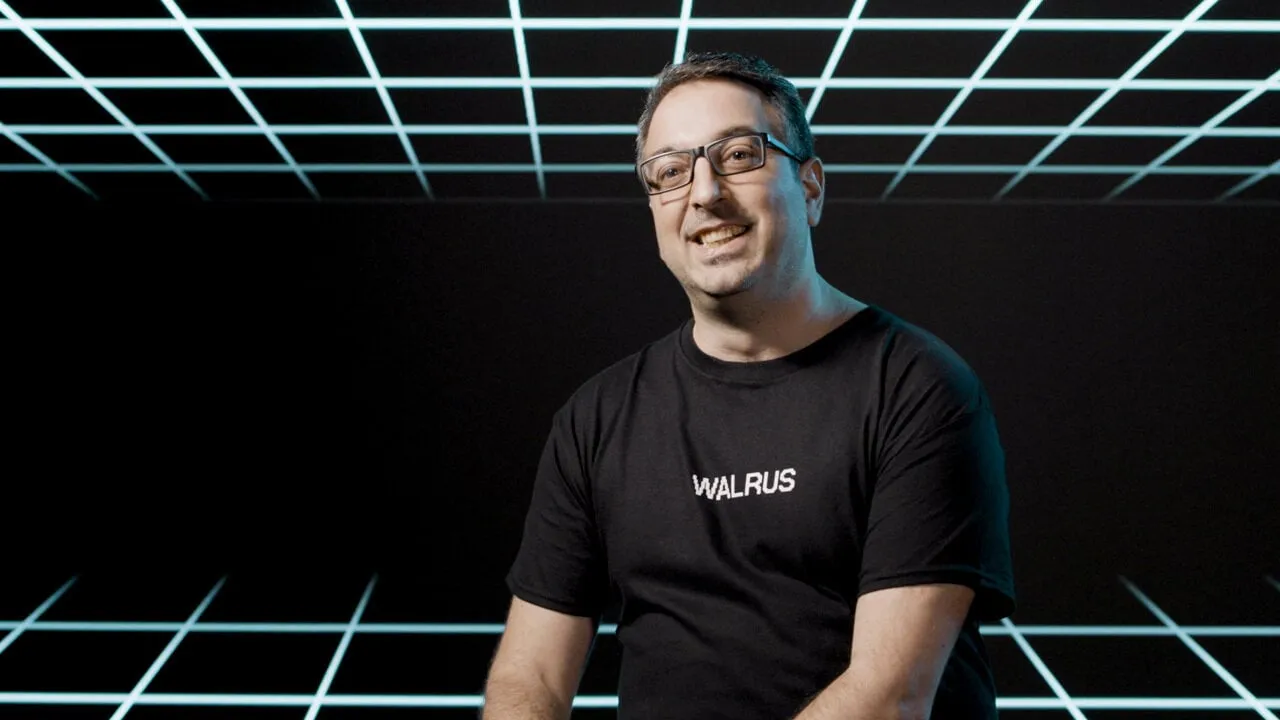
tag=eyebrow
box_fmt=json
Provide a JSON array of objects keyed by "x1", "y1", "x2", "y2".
[{"x1": 645, "y1": 125, "x2": 763, "y2": 160}]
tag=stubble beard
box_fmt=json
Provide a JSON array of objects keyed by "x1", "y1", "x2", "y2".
[{"x1": 689, "y1": 255, "x2": 758, "y2": 301}]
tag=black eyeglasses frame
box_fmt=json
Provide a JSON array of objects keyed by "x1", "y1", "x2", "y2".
[{"x1": 636, "y1": 131, "x2": 807, "y2": 196}]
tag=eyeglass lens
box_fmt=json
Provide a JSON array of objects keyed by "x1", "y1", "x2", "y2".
[{"x1": 641, "y1": 135, "x2": 765, "y2": 193}]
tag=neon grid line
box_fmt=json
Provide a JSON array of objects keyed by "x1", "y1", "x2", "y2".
[
  {"x1": 2, "y1": 572, "x2": 1280, "y2": 713},
  {"x1": 2, "y1": 77, "x2": 1270, "y2": 91},
  {"x1": 803, "y1": 0, "x2": 870, "y2": 124},
  {"x1": 5, "y1": 124, "x2": 1278, "y2": 138},
  {"x1": 334, "y1": 0, "x2": 431, "y2": 199},
  {"x1": 108, "y1": 577, "x2": 226, "y2": 720},
  {"x1": 1122, "y1": 576, "x2": 1278, "y2": 720},
  {"x1": 509, "y1": 0, "x2": 546, "y2": 199},
  {"x1": 1, "y1": 9, "x2": 1276, "y2": 204},
  {"x1": 0, "y1": 1, "x2": 205, "y2": 199},
  {"x1": 1000, "y1": 617, "x2": 1086, "y2": 720},
  {"x1": 0, "y1": 123, "x2": 95, "y2": 197},
  {"x1": 672, "y1": 0, "x2": 693, "y2": 65},
  {"x1": 0, "y1": 576, "x2": 76, "y2": 657},
  {"x1": 0, "y1": 163, "x2": 1271, "y2": 175},
  {"x1": 996, "y1": 0, "x2": 1221, "y2": 199},
  {"x1": 158, "y1": 0, "x2": 318, "y2": 200},
  {"x1": 1106, "y1": 68, "x2": 1280, "y2": 200},
  {"x1": 882, "y1": 0, "x2": 1042, "y2": 199},
  {"x1": 0, "y1": 692, "x2": 1278, "y2": 711},
  {"x1": 1, "y1": 619, "x2": 1278, "y2": 637},
  {"x1": 304, "y1": 574, "x2": 377, "y2": 720},
  {"x1": 1, "y1": 18, "x2": 1277, "y2": 32},
  {"x1": 1219, "y1": 159, "x2": 1280, "y2": 200}
]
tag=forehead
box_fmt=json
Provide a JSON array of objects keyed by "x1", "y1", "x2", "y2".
[{"x1": 643, "y1": 78, "x2": 777, "y2": 157}]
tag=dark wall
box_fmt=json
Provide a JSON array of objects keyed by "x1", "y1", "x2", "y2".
[{"x1": 9, "y1": 201, "x2": 1278, "y2": 601}]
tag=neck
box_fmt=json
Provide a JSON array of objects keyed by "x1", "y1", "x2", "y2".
[{"x1": 689, "y1": 274, "x2": 865, "y2": 363}]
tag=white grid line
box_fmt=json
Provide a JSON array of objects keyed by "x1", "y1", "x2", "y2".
[
  {"x1": 2, "y1": 619, "x2": 1277, "y2": 636},
  {"x1": 1, "y1": 692, "x2": 1279, "y2": 710},
  {"x1": 1000, "y1": 617, "x2": 1087, "y2": 720},
  {"x1": 1106, "y1": 68, "x2": 1280, "y2": 200},
  {"x1": 0, "y1": 122, "x2": 96, "y2": 197},
  {"x1": 304, "y1": 574, "x2": 378, "y2": 720},
  {"x1": 96, "y1": 196, "x2": 1279, "y2": 207},
  {"x1": 0, "y1": 574, "x2": 1275, "y2": 716},
  {"x1": 0, "y1": 576, "x2": 76, "y2": 657},
  {"x1": 1121, "y1": 577, "x2": 1277, "y2": 720},
  {"x1": 0, "y1": 163, "x2": 1271, "y2": 175},
  {"x1": 672, "y1": 0, "x2": 693, "y2": 65},
  {"x1": 996, "y1": 0, "x2": 1222, "y2": 200},
  {"x1": 0, "y1": 18, "x2": 1276, "y2": 32},
  {"x1": 6, "y1": 124, "x2": 1277, "y2": 138},
  {"x1": 333, "y1": 0, "x2": 431, "y2": 199},
  {"x1": 0, "y1": 2, "x2": 207, "y2": 199},
  {"x1": 159, "y1": 0, "x2": 319, "y2": 200},
  {"x1": 108, "y1": 577, "x2": 227, "y2": 720},
  {"x1": 882, "y1": 0, "x2": 1042, "y2": 199},
  {"x1": 1220, "y1": 159, "x2": 1280, "y2": 199},
  {"x1": 509, "y1": 0, "x2": 545, "y2": 198},
  {"x1": 804, "y1": 0, "x2": 869, "y2": 124},
  {"x1": 4, "y1": 77, "x2": 1268, "y2": 91},
  {"x1": 1, "y1": 13, "x2": 1273, "y2": 203}
]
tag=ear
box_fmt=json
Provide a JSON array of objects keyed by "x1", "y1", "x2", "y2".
[{"x1": 800, "y1": 155, "x2": 825, "y2": 227}]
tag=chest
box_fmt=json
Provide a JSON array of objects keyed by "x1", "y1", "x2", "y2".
[{"x1": 592, "y1": 379, "x2": 874, "y2": 598}]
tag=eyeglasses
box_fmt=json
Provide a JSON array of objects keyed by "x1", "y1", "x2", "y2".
[{"x1": 637, "y1": 132, "x2": 806, "y2": 195}]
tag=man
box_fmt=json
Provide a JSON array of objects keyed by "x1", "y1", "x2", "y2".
[{"x1": 483, "y1": 52, "x2": 1015, "y2": 719}]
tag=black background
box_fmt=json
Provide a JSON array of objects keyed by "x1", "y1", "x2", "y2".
[{"x1": 7, "y1": 199, "x2": 1277, "y2": 613}]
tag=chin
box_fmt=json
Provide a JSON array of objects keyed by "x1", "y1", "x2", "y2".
[
  {"x1": 701, "y1": 287, "x2": 745, "y2": 301},
  {"x1": 693, "y1": 275, "x2": 755, "y2": 300}
]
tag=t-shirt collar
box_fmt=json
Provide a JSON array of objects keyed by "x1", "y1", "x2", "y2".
[{"x1": 676, "y1": 305, "x2": 881, "y2": 385}]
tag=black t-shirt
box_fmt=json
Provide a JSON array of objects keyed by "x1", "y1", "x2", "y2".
[{"x1": 506, "y1": 304, "x2": 1016, "y2": 719}]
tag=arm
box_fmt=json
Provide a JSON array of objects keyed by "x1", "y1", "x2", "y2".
[
  {"x1": 792, "y1": 583, "x2": 975, "y2": 720},
  {"x1": 482, "y1": 596, "x2": 597, "y2": 720}
]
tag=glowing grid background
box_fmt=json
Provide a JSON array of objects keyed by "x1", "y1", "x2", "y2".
[
  {"x1": 0, "y1": 572, "x2": 1278, "y2": 718},
  {"x1": 1, "y1": 0, "x2": 1278, "y2": 716},
  {"x1": 0, "y1": 0, "x2": 1276, "y2": 204}
]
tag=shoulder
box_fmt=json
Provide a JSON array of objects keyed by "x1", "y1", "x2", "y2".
[
  {"x1": 864, "y1": 307, "x2": 989, "y2": 418},
  {"x1": 871, "y1": 307, "x2": 976, "y2": 369},
  {"x1": 552, "y1": 322, "x2": 683, "y2": 430}
]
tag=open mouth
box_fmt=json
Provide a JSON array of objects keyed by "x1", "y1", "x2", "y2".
[{"x1": 691, "y1": 224, "x2": 750, "y2": 248}]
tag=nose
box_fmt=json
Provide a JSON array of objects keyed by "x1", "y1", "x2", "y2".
[{"x1": 688, "y1": 155, "x2": 724, "y2": 208}]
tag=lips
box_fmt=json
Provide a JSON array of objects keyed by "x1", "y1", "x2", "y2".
[{"x1": 689, "y1": 224, "x2": 750, "y2": 246}]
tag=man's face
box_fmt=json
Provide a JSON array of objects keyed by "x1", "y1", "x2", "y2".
[{"x1": 641, "y1": 78, "x2": 823, "y2": 301}]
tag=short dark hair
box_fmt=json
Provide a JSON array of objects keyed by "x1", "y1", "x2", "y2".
[{"x1": 635, "y1": 51, "x2": 815, "y2": 166}]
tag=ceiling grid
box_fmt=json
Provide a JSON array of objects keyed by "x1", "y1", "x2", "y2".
[{"x1": 0, "y1": 0, "x2": 1273, "y2": 203}]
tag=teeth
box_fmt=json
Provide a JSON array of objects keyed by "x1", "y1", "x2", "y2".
[{"x1": 697, "y1": 225, "x2": 748, "y2": 247}]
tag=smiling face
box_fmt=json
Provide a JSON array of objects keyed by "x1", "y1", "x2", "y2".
[{"x1": 640, "y1": 78, "x2": 824, "y2": 303}]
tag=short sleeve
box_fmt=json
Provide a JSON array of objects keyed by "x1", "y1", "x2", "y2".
[
  {"x1": 505, "y1": 404, "x2": 610, "y2": 619},
  {"x1": 859, "y1": 348, "x2": 1016, "y2": 621}
]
